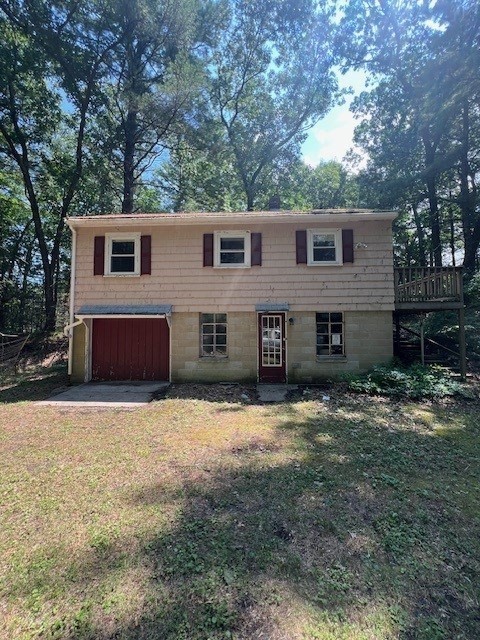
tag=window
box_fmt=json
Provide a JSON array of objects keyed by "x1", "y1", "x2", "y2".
[
  {"x1": 307, "y1": 229, "x2": 342, "y2": 265},
  {"x1": 200, "y1": 313, "x2": 227, "y2": 357},
  {"x1": 316, "y1": 312, "x2": 345, "y2": 357},
  {"x1": 105, "y1": 233, "x2": 140, "y2": 275},
  {"x1": 214, "y1": 231, "x2": 251, "y2": 268}
]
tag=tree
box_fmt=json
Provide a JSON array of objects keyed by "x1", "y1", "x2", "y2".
[
  {"x1": 0, "y1": 162, "x2": 34, "y2": 331},
  {"x1": 0, "y1": 1, "x2": 121, "y2": 330},
  {"x1": 338, "y1": 0, "x2": 480, "y2": 270},
  {"x1": 204, "y1": 0, "x2": 339, "y2": 210},
  {"x1": 102, "y1": 0, "x2": 209, "y2": 213}
]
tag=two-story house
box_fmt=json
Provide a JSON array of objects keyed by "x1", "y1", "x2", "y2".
[{"x1": 66, "y1": 209, "x2": 398, "y2": 383}]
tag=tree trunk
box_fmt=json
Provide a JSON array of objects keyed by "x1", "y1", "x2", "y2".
[
  {"x1": 448, "y1": 198, "x2": 456, "y2": 267},
  {"x1": 411, "y1": 202, "x2": 427, "y2": 265},
  {"x1": 19, "y1": 242, "x2": 33, "y2": 332},
  {"x1": 246, "y1": 186, "x2": 254, "y2": 211},
  {"x1": 422, "y1": 136, "x2": 442, "y2": 266},
  {"x1": 122, "y1": 108, "x2": 137, "y2": 213},
  {"x1": 458, "y1": 101, "x2": 480, "y2": 275}
]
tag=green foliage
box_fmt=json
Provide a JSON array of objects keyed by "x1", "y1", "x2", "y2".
[
  {"x1": 204, "y1": 0, "x2": 339, "y2": 209},
  {"x1": 465, "y1": 272, "x2": 480, "y2": 307},
  {"x1": 339, "y1": 0, "x2": 480, "y2": 270},
  {"x1": 347, "y1": 363, "x2": 468, "y2": 399}
]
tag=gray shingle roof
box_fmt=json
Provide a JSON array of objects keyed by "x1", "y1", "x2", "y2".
[
  {"x1": 255, "y1": 303, "x2": 290, "y2": 312},
  {"x1": 77, "y1": 304, "x2": 172, "y2": 316}
]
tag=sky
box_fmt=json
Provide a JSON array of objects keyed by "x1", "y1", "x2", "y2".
[{"x1": 301, "y1": 69, "x2": 368, "y2": 167}]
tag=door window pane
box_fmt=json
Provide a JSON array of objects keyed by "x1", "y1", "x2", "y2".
[{"x1": 262, "y1": 315, "x2": 282, "y2": 366}]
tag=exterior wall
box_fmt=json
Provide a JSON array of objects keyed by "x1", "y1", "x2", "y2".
[
  {"x1": 287, "y1": 310, "x2": 393, "y2": 383},
  {"x1": 171, "y1": 312, "x2": 257, "y2": 382},
  {"x1": 74, "y1": 219, "x2": 395, "y2": 314},
  {"x1": 71, "y1": 310, "x2": 393, "y2": 383},
  {"x1": 71, "y1": 322, "x2": 86, "y2": 382}
]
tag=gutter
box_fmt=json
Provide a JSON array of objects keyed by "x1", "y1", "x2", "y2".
[
  {"x1": 64, "y1": 225, "x2": 77, "y2": 381},
  {"x1": 66, "y1": 210, "x2": 398, "y2": 229}
]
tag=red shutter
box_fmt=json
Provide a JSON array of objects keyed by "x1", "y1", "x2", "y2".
[
  {"x1": 203, "y1": 233, "x2": 214, "y2": 266},
  {"x1": 296, "y1": 230, "x2": 307, "y2": 264},
  {"x1": 94, "y1": 236, "x2": 105, "y2": 275},
  {"x1": 251, "y1": 232, "x2": 262, "y2": 266},
  {"x1": 141, "y1": 235, "x2": 151, "y2": 274},
  {"x1": 342, "y1": 229, "x2": 354, "y2": 263}
]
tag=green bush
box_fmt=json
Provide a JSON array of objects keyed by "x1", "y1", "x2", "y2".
[
  {"x1": 465, "y1": 272, "x2": 480, "y2": 307},
  {"x1": 347, "y1": 363, "x2": 469, "y2": 399}
]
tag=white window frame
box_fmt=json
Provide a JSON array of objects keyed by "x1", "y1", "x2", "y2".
[
  {"x1": 307, "y1": 228, "x2": 343, "y2": 266},
  {"x1": 214, "y1": 230, "x2": 251, "y2": 268},
  {"x1": 104, "y1": 232, "x2": 141, "y2": 276}
]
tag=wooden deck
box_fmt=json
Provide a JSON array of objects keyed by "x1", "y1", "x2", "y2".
[
  {"x1": 393, "y1": 267, "x2": 466, "y2": 379},
  {"x1": 394, "y1": 267, "x2": 464, "y2": 310}
]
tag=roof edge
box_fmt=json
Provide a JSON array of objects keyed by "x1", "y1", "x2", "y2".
[{"x1": 67, "y1": 209, "x2": 398, "y2": 229}]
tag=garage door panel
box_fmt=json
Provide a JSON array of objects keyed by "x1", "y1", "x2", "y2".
[{"x1": 92, "y1": 318, "x2": 169, "y2": 381}]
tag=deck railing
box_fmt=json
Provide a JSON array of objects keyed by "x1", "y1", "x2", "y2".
[{"x1": 394, "y1": 267, "x2": 463, "y2": 305}]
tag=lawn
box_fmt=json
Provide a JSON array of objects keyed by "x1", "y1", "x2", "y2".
[{"x1": 1, "y1": 370, "x2": 479, "y2": 639}]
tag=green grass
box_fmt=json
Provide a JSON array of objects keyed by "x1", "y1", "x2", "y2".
[{"x1": 0, "y1": 373, "x2": 479, "y2": 639}]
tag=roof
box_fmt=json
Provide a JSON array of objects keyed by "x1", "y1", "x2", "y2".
[
  {"x1": 255, "y1": 302, "x2": 290, "y2": 312},
  {"x1": 67, "y1": 209, "x2": 397, "y2": 229}
]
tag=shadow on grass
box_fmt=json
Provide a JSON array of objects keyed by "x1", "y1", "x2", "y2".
[
  {"x1": 0, "y1": 363, "x2": 68, "y2": 403},
  {"x1": 12, "y1": 399, "x2": 480, "y2": 639}
]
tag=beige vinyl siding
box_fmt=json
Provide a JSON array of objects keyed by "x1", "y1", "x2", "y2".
[{"x1": 74, "y1": 221, "x2": 395, "y2": 313}]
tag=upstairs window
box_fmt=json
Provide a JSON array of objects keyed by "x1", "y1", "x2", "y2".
[
  {"x1": 200, "y1": 313, "x2": 227, "y2": 357},
  {"x1": 316, "y1": 312, "x2": 345, "y2": 357},
  {"x1": 214, "y1": 231, "x2": 251, "y2": 268},
  {"x1": 105, "y1": 233, "x2": 141, "y2": 276},
  {"x1": 307, "y1": 229, "x2": 343, "y2": 266}
]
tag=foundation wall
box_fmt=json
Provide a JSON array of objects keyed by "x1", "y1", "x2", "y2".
[
  {"x1": 71, "y1": 323, "x2": 86, "y2": 382},
  {"x1": 171, "y1": 312, "x2": 257, "y2": 382},
  {"x1": 71, "y1": 310, "x2": 393, "y2": 384},
  {"x1": 287, "y1": 310, "x2": 393, "y2": 383}
]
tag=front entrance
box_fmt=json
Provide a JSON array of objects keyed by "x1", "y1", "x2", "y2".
[{"x1": 258, "y1": 313, "x2": 286, "y2": 383}]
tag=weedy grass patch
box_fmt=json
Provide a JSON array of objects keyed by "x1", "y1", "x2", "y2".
[{"x1": 0, "y1": 375, "x2": 479, "y2": 639}]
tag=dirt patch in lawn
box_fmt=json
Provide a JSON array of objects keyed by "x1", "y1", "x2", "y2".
[{"x1": 165, "y1": 382, "x2": 257, "y2": 403}]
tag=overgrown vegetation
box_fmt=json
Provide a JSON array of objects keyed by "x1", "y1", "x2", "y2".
[
  {"x1": 347, "y1": 363, "x2": 470, "y2": 399},
  {"x1": 1, "y1": 373, "x2": 479, "y2": 639}
]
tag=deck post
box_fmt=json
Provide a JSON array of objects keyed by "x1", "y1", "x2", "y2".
[
  {"x1": 394, "y1": 312, "x2": 401, "y2": 355},
  {"x1": 420, "y1": 315, "x2": 425, "y2": 366},
  {"x1": 458, "y1": 306, "x2": 466, "y2": 381}
]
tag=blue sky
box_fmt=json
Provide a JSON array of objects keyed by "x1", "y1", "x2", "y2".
[{"x1": 301, "y1": 69, "x2": 368, "y2": 167}]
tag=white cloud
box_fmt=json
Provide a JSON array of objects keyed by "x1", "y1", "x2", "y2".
[
  {"x1": 302, "y1": 108, "x2": 359, "y2": 166},
  {"x1": 301, "y1": 68, "x2": 369, "y2": 169}
]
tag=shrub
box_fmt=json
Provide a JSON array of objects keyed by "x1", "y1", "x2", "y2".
[{"x1": 347, "y1": 363, "x2": 469, "y2": 399}]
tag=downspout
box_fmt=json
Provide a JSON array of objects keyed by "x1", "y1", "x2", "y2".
[{"x1": 64, "y1": 224, "x2": 77, "y2": 382}]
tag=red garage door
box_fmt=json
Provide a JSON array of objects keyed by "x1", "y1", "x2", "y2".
[{"x1": 91, "y1": 318, "x2": 169, "y2": 381}]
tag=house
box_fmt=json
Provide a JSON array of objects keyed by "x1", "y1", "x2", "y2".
[{"x1": 65, "y1": 209, "x2": 399, "y2": 384}]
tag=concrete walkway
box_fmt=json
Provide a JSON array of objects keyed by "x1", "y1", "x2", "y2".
[
  {"x1": 256, "y1": 384, "x2": 298, "y2": 402},
  {"x1": 36, "y1": 381, "x2": 170, "y2": 408}
]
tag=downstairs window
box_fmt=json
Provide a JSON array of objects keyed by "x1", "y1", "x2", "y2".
[
  {"x1": 200, "y1": 313, "x2": 227, "y2": 357},
  {"x1": 316, "y1": 312, "x2": 345, "y2": 357}
]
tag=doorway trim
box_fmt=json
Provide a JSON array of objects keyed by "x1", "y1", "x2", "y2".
[{"x1": 257, "y1": 311, "x2": 287, "y2": 383}]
